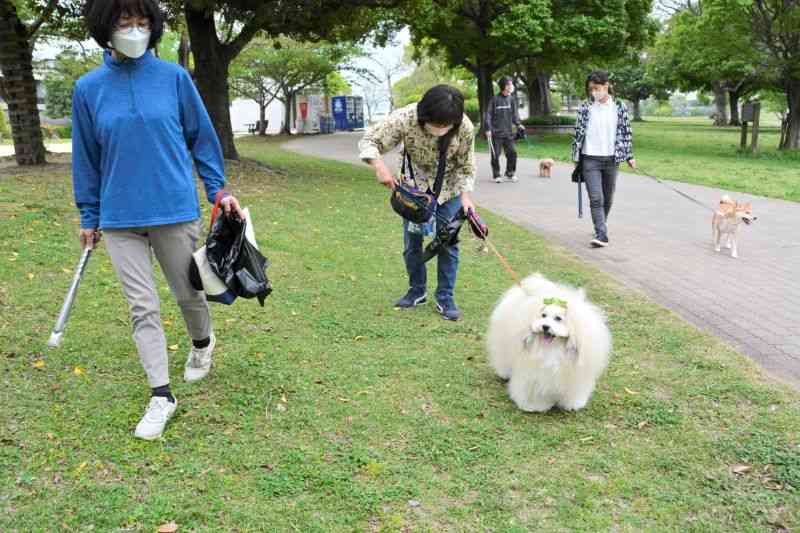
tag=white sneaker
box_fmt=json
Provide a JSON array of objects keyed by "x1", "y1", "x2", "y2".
[
  {"x1": 184, "y1": 332, "x2": 216, "y2": 382},
  {"x1": 505, "y1": 174, "x2": 518, "y2": 182},
  {"x1": 493, "y1": 177, "x2": 503, "y2": 183},
  {"x1": 134, "y1": 396, "x2": 177, "y2": 440}
]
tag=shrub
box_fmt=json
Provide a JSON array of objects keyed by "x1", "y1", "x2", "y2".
[
  {"x1": 464, "y1": 98, "x2": 480, "y2": 124},
  {"x1": 55, "y1": 125, "x2": 72, "y2": 139},
  {"x1": 0, "y1": 108, "x2": 10, "y2": 139}
]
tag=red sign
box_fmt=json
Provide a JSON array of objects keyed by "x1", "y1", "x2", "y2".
[{"x1": 299, "y1": 102, "x2": 308, "y2": 119}]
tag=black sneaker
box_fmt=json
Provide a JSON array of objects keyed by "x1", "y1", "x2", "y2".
[
  {"x1": 435, "y1": 299, "x2": 462, "y2": 321},
  {"x1": 395, "y1": 290, "x2": 427, "y2": 308},
  {"x1": 590, "y1": 236, "x2": 609, "y2": 248}
]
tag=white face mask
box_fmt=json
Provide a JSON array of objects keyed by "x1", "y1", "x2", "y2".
[
  {"x1": 425, "y1": 124, "x2": 452, "y2": 137},
  {"x1": 110, "y1": 27, "x2": 151, "y2": 59}
]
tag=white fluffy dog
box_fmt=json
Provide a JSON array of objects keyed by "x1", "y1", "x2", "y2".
[{"x1": 487, "y1": 273, "x2": 611, "y2": 412}]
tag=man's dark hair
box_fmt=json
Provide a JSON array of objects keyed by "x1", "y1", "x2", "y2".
[
  {"x1": 417, "y1": 84, "x2": 465, "y2": 150},
  {"x1": 585, "y1": 70, "x2": 614, "y2": 98},
  {"x1": 84, "y1": 0, "x2": 164, "y2": 51},
  {"x1": 497, "y1": 76, "x2": 514, "y2": 94},
  {"x1": 417, "y1": 85, "x2": 465, "y2": 128},
  {"x1": 416, "y1": 84, "x2": 465, "y2": 164}
]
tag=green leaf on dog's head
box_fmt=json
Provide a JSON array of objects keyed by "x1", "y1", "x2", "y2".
[{"x1": 543, "y1": 297, "x2": 567, "y2": 308}]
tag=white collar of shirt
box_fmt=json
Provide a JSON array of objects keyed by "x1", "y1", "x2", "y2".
[
  {"x1": 582, "y1": 98, "x2": 618, "y2": 157},
  {"x1": 592, "y1": 96, "x2": 614, "y2": 108}
]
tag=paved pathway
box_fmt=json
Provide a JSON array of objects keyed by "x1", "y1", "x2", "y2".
[
  {"x1": 284, "y1": 132, "x2": 800, "y2": 390},
  {"x1": 0, "y1": 143, "x2": 72, "y2": 157}
]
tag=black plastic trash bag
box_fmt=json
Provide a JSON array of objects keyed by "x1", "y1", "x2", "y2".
[
  {"x1": 234, "y1": 238, "x2": 272, "y2": 305},
  {"x1": 421, "y1": 211, "x2": 466, "y2": 263},
  {"x1": 192, "y1": 211, "x2": 272, "y2": 306}
]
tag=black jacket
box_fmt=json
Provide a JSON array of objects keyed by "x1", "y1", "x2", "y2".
[{"x1": 485, "y1": 93, "x2": 520, "y2": 137}]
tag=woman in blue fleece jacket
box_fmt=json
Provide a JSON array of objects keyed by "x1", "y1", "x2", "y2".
[{"x1": 73, "y1": 0, "x2": 243, "y2": 440}]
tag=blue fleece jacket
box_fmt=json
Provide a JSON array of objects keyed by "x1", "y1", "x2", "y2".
[{"x1": 72, "y1": 50, "x2": 225, "y2": 229}]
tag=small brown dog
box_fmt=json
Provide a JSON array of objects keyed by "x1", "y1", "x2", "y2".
[
  {"x1": 538, "y1": 159, "x2": 554, "y2": 178},
  {"x1": 712, "y1": 195, "x2": 756, "y2": 258}
]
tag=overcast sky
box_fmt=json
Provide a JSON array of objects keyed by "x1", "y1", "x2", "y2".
[{"x1": 33, "y1": 26, "x2": 412, "y2": 115}]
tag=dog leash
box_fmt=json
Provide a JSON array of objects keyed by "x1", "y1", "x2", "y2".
[
  {"x1": 635, "y1": 166, "x2": 717, "y2": 213},
  {"x1": 468, "y1": 212, "x2": 524, "y2": 287}
]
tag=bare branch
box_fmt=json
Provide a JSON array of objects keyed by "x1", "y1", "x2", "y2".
[{"x1": 224, "y1": 15, "x2": 266, "y2": 61}]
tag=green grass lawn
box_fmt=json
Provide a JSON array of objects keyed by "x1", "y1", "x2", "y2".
[
  {"x1": 480, "y1": 116, "x2": 800, "y2": 202},
  {"x1": 1, "y1": 139, "x2": 799, "y2": 531}
]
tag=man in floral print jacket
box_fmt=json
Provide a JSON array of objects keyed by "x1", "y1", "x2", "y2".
[{"x1": 571, "y1": 70, "x2": 636, "y2": 248}]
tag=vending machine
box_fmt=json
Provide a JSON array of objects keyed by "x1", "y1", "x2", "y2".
[{"x1": 332, "y1": 96, "x2": 365, "y2": 130}]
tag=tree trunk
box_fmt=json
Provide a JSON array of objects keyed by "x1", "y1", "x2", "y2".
[
  {"x1": 385, "y1": 75, "x2": 394, "y2": 111},
  {"x1": 0, "y1": 0, "x2": 46, "y2": 166},
  {"x1": 711, "y1": 82, "x2": 728, "y2": 127},
  {"x1": 178, "y1": 31, "x2": 191, "y2": 70},
  {"x1": 281, "y1": 91, "x2": 292, "y2": 135},
  {"x1": 184, "y1": 6, "x2": 238, "y2": 160},
  {"x1": 780, "y1": 77, "x2": 800, "y2": 150},
  {"x1": 258, "y1": 101, "x2": 267, "y2": 135},
  {"x1": 728, "y1": 90, "x2": 740, "y2": 126},
  {"x1": 526, "y1": 70, "x2": 552, "y2": 117},
  {"x1": 632, "y1": 98, "x2": 643, "y2": 122},
  {"x1": 476, "y1": 63, "x2": 495, "y2": 135},
  {"x1": 363, "y1": 95, "x2": 373, "y2": 122}
]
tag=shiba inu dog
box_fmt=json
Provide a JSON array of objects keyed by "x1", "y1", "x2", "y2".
[{"x1": 712, "y1": 195, "x2": 756, "y2": 258}]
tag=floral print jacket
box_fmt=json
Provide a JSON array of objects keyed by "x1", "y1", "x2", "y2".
[{"x1": 571, "y1": 99, "x2": 634, "y2": 164}]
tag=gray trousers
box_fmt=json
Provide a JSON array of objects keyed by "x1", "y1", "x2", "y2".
[
  {"x1": 582, "y1": 156, "x2": 618, "y2": 239},
  {"x1": 105, "y1": 220, "x2": 211, "y2": 388}
]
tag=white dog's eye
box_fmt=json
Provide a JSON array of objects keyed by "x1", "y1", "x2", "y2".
[
  {"x1": 555, "y1": 316, "x2": 562, "y2": 322},
  {"x1": 541, "y1": 313, "x2": 547, "y2": 318}
]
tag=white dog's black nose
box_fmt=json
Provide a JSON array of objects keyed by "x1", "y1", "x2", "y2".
[{"x1": 542, "y1": 324, "x2": 550, "y2": 332}]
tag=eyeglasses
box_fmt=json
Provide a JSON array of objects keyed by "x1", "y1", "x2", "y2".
[{"x1": 115, "y1": 21, "x2": 152, "y2": 33}]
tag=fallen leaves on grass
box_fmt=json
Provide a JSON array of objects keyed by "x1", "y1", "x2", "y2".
[
  {"x1": 157, "y1": 522, "x2": 178, "y2": 533},
  {"x1": 731, "y1": 464, "x2": 752, "y2": 475},
  {"x1": 32, "y1": 359, "x2": 45, "y2": 369},
  {"x1": 763, "y1": 478, "x2": 785, "y2": 490}
]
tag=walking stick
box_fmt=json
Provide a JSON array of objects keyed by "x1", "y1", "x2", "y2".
[{"x1": 48, "y1": 246, "x2": 93, "y2": 347}]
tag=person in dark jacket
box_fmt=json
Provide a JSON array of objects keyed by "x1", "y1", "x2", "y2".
[{"x1": 485, "y1": 76, "x2": 523, "y2": 183}]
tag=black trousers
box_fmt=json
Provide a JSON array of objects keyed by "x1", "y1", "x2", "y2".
[
  {"x1": 581, "y1": 156, "x2": 618, "y2": 239},
  {"x1": 490, "y1": 135, "x2": 517, "y2": 177}
]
